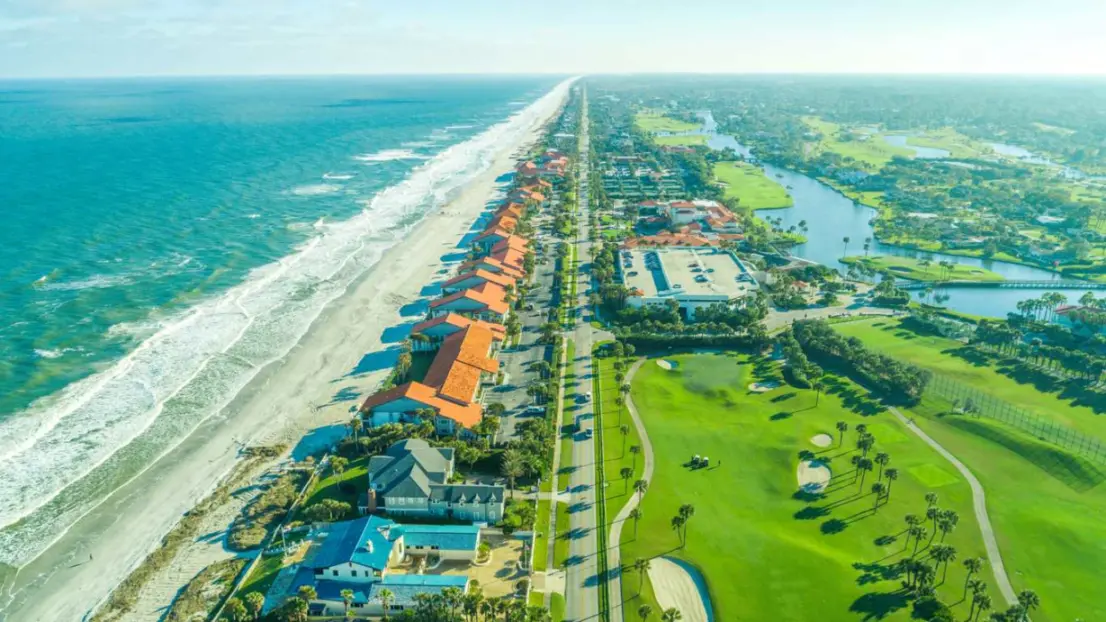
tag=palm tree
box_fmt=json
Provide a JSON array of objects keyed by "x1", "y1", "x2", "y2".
[
  {"x1": 835, "y1": 421, "x2": 848, "y2": 446},
  {"x1": 925, "y1": 492, "x2": 939, "y2": 508},
  {"x1": 812, "y1": 377, "x2": 824, "y2": 406},
  {"x1": 377, "y1": 588, "x2": 394, "y2": 621},
  {"x1": 678, "y1": 503, "x2": 695, "y2": 544},
  {"x1": 620, "y1": 424, "x2": 631, "y2": 456},
  {"x1": 501, "y1": 450, "x2": 525, "y2": 499},
  {"x1": 963, "y1": 557, "x2": 985, "y2": 599},
  {"x1": 670, "y1": 515, "x2": 686, "y2": 545},
  {"x1": 1016, "y1": 589, "x2": 1040, "y2": 621},
  {"x1": 244, "y1": 592, "x2": 265, "y2": 620},
  {"x1": 633, "y1": 557, "x2": 652, "y2": 596},
  {"x1": 930, "y1": 543, "x2": 957, "y2": 584},
  {"x1": 842, "y1": 236, "x2": 851, "y2": 258},
  {"x1": 909, "y1": 525, "x2": 928, "y2": 557},
  {"x1": 621, "y1": 467, "x2": 634, "y2": 494},
  {"x1": 638, "y1": 603, "x2": 654, "y2": 620},
  {"x1": 871, "y1": 482, "x2": 886, "y2": 510},
  {"x1": 630, "y1": 445, "x2": 642, "y2": 471},
  {"x1": 938, "y1": 509, "x2": 959, "y2": 541},
  {"x1": 856, "y1": 457, "x2": 873, "y2": 490},
  {"x1": 661, "y1": 608, "x2": 683, "y2": 622},
  {"x1": 297, "y1": 585, "x2": 317, "y2": 602},
  {"x1": 874, "y1": 452, "x2": 890, "y2": 480},
  {"x1": 972, "y1": 591, "x2": 993, "y2": 622},
  {"x1": 634, "y1": 478, "x2": 648, "y2": 503},
  {"x1": 629, "y1": 507, "x2": 643, "y2": 539},
  {"x1": 926, "y1": 505, "x2": 941, "y2": 541},
  {"x1": 884, "y1": 468, "x2": 899, "y2": 500},
  {"x1": 339, "y1": 589, "x2": 354, "y2": 616}
]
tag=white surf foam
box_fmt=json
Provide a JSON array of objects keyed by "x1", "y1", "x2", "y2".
[
  {"x1": 290, "y1": 183, "x2": 342, "y2": 196},
  {"x1": 0, "y1": 78, "x2": 574, "y2": 566},
  {"x1": 353, "y1": 149, "x2": 428, "y2": 163},
  {"x1": 35, "y1": 274, "x2": 131, "y2": 292},
  {"x1": 401, "y1": 140, "x2": 436, "y2": 148},
  {"x1": 322, "y1": 173, "x2": 354, "y2": 181}
]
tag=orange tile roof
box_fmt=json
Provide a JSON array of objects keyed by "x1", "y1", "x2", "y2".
[
  {"x1": 429, "y1": 283, "x2": 509, "y2": 315},
  {"x1": 491, "y1": 235, "x2": 529, "y2": 254},
  {"x1": 359, "y1": 382, "x2": 483, "y2": 429},
  {"x1": 411, "y1": 313, "x2": 505, "y2": 339},
  {"x1": 475, "y1": 228, "x2": 513, "y2": 243},
  {"x1": 487, "y1": 214, "x2": 518, "y2": 233},
  {"x1": 459, "y1": 257, "x2": 525, "y2": 280},
  {"x1": 498, "y1": 204, "x2": 525, "y2": 219},
  {"x1": 422, "y1": 325, "x2": 500, "y2": 404},
  {"x1": 442, "y1": 269, "x2": 516, "y2": 291}
]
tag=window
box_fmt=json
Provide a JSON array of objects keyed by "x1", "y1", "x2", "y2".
[
  {"x1": 332, "y1": 570, "x2": 339, "y2": 576},
  {"x1": 351, "y1": 570, "x2": 358, "y2": 577}
]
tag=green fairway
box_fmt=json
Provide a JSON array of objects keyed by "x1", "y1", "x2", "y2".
[
  {"x1": 803, "y1": 117, "x2": 912, "y2": 169},
  {"x1": 635, "y1": 111, "x2": 701, "y2": 133},
  {"x1": 903, "y1": 128, "x2": 990, "y2": 159},
  {"x1": 836, "y1": 318, "x2": 1106, "y2": 621},
  {"x1": 623, "y1": 353, "x2": 995, "y2": 621},
  {"x1": 840, "y1": 255, "x2": 1004, "y2": 282},
  {"x1": 713, "y1": 161, "x2": 794, "y2": 210},
  {"x1": 653, "y1": 134, "x2": 707, "y2": 147}
]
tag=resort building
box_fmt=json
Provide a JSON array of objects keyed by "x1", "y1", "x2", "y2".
[
  {"x1": 287, "y1": 515, "x2": 474, "y2": 618},
  {"x1": 619, "y1": 247, "x2": 760, "y2": 320},
  {"x1": 441, "y1": 269, "x2": 517, "y2": 295},
  {"x1": 458, "y1": 255, "x2": 525, "y2": 280},
  {"x1": 360, "y1": 324, "x2": 500, "y2": 434},
  {"x1": 662, "y1": 199, "x2": 742, "y2": 233},
  {"x1": 428, "y1": 282, "x2": 510, "y2": 322},
  {"x1": 473, "y1": 228, "x2": 514, "y2": 254},
  {"x1": 410, "y1": 313, "x2": 505, "y2": 351},
  {"x1": 517, "y1": 150, "x2": 568, "y2": 180},
  {"x1": 361, "y1": 439, "x2": 505, "y2": 523}
]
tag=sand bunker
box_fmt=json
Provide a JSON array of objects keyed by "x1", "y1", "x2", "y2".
[
  {"x1": 810, "y1": 434, "x2": 833, "y2": 448},
  {"x1": 648, "y1": 557, "x2": 712, "y2": 622},
  {"x1": 657, "y1": 360, "x2": 677, "y2": 370},
  {"x1": 797, "y1": 460, "x2": 831, "y2": 493},
  {"x1": 748, "y1": 380, "x2": 781, "y2": 393}
]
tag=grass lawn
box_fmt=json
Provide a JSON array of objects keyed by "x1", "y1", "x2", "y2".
[
  {"x1": 553, "y1": 501, "x2": 571, "y2": 568},
  {"x1": 534, "y1": 499, "x2": 551, "y2": 572},
  {"x1": 835, "y1": 318, "x2": 1106, "y2": 621},
  {"x1": 635, "y1": 111, "x2": 701, "y2": 133},
  {"x1": 295, "y1": 455, "x2": 370, "y2": 521},
  {"x1": 559, "y1": 340, "x2": 577, "y2": 491},
  {"x1": 803, "y1": 117, "x2": 912, "y2": 169},
  {"x1": 622, "y1": 353, "x2": 995, "y2": 621},
  {"x1": 653, "y1": 134, "x2": 707, "y2": 147},
  {"x1": 840, "y1": 255, "x2": 1004, "y2": 283},
  {"x1": 712, "y1": 161, "x2": 793, "y2": 210},
  {"x1": 906, "y1": 128, "x2": 989, "y2": 160},
  {"x1": 550, "y1": 592, "x2": 566, "y2": 621},
  {"x1": 239, "y1": 553, "x2": 285, "y2": 602},
  {"x1": 595, "y1": 355, "x2": 646, "y2": 524}
]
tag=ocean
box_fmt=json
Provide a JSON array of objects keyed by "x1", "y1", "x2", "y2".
[{"x1": 0, "y1": 75, "x2": 562, "y2": 572}]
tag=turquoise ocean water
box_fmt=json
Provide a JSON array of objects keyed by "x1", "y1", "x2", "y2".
[{"x1": 0, "y1": 76, "x2": 561, "y2": 570}]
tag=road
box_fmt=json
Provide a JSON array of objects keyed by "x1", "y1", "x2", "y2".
[{"x1": 564, "y1": 90, "x2": 613, "y2": 622}]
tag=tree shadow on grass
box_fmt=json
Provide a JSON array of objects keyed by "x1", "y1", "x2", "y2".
[
  {"x1": 821, "y1": 518, "x2": 848, "y2": 534},
  {"x1": 850, "y1": 589, "x2": 910, "y2": 620},
  {"x1": 794, "y1": 506, "x2": 830, "y2": 520},
  {"x1": 770, "y1": 411, "x2": 792, "y2": 421},
  {"x1": 853, "y1": 560, "x2": 904, "y2": 586},
  {"x1": 822, "y1": 376, "x2": 884, "y2": 417}
]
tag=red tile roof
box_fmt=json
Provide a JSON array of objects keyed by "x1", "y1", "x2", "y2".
[
  {"x1": 429, "y1": 283, "x2": 510, "y2": 315},
  {"x1": 411, "y1": 313, "x2": 505, "y2": 339},
  {"x1": 359, "y1": 382, "x2": 483, "y2": 429},
  {"x1": 442, "y1": 269, "x2": 516, "y2": 291},
  {"x1": 422, "y1": 325, "x2": 500, "y2": 404}
]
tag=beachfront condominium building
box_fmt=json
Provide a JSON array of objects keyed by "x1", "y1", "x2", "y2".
[
  {"x1": 360, "y1": 438, "x2": 505, "y2": 523},
  {"x1": 410, "y1": 313, "x2": 505, "y2": 352},
  {"x1": 359, "y1": 324, "x2": 499, "y2": 435},
  {"x1": 440, "y1": 269, "x2": 517, "y2": 295},
  {"x1": 428, "y1": 282, "x2": 510, "y2": 323},
  {"x1": 285, "y1": 515, "x2": 475, "y2": 617}
]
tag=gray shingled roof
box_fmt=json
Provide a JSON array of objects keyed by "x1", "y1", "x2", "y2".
[
  {"x1": 369, "y1": 440, "x2": 456, "y2": 499},
  {"x1": 429, "y1": 484, "x2": 504, "y2": 504}
]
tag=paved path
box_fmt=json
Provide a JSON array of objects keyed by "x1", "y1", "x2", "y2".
[
  {"x1": 887, "y1": 406, "x2": 1018, "y2": 607},
  {"x1": 606, "y1": 359, "x2": 654, "y2": 622}
]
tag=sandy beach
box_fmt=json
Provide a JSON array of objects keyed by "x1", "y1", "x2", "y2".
[{"x1": 1, "y1": 82, "x2": 569, "y2": 622}]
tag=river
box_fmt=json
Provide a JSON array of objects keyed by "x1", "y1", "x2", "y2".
[{"x1": 695, "y1": 113, "x2": 1099, "y2": 318}]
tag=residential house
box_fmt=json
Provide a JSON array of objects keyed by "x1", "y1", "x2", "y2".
[
  {"x1": 287, "y1": 516, "x2": 474, "y2": 618},
  {"x1": 428, "y1": 282, "x2": 510, "y2": 322},
  {"x1": 362, "y1": 438, "x2": 505, "y2": 523},
  {"x1": 360, "y1": 324, "x2": 500, "y2": 434}
]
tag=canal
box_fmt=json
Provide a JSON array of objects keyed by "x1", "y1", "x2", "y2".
[{"x1": 694, "y1": 113, "x2": 1099, "y2": 318}]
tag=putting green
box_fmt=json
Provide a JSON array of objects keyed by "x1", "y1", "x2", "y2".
[{"x1": 907, "y1": 464, "x2": 959, "y2": 488}]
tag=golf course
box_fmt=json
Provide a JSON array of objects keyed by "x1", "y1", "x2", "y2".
[
  {"x1": 833, "y1": 318, "x2": 1106, "y2": 621},
  {"x1": 620, "y1": 353, "x2": 1000, "y2": 621}
]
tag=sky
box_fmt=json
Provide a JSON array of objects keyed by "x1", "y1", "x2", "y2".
[{"x1": 2, "y1": 0, "x2": 1105, "y2": 78}]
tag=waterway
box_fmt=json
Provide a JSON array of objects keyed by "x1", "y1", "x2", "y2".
[
  {"x1": 694, "y1": 112, "x2": 1099, "y2": 318},
  {"x1": 881, "y1": 134, "x2": 950, "y2": 159}
]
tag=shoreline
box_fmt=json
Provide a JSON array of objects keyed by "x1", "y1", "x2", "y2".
[{"x1": 0, "y1": 82, "x2": 569, "y2": 622}]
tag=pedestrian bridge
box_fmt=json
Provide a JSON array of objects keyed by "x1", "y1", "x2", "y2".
[{"x1": 898, "y1": 279, "x2": 1106, "y2": 290}]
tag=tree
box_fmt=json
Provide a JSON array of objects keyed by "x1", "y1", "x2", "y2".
[
  {"x1": 298, "y1": 585, "x2": 318, "y2": 602},
  {"x1": 963, "y1": 557, "x2": 984, "y2": 600},
  {"x1": 502, "y1": 450, "x2": 525, "y2": 498},
  {"x1": 910, "y1": 525, "x2": 928, "y2": 557},
  {"x1": 842, "y1": 236, "x2": 851, "y2": 258},
  {"x1": 930, "y1": 543, "x2": 957, "y2": 584},
  {"x1": 874, "y1": 452, "x2": 890, "y2": 480},
  {"x1": 1016, "y1": 589, "x2": 1040, "y2": 621},
  {"x1": 670, "y1": 515, "x2": 686, "y2": 545},
  {"x1": 836, "y1": 421, "x2": 848, "y2": 447},
  {"x1": 304, "y1": 499, "x2": 352, "y2": 523},
  {"x1": 330, "y1": 456, "x2": 349, "y2": 491},
  {"x1": 884, "y1": 468, "x2": 899, "y2": 501},
  {"x1": 621, "y1": 467, "x2": 634, "y2": 494},
  {"x1": 938, "y1": 509, "x2": 959, "y2": 542},
  {"x1": 856, "y1": 457, "x2": 873, "y2": 490},
  {"x1": 340, "y1": 589, "x2": 354, "y2": 616},
  {"x1": 620, "y1": 424, "x2": 631, "y2": 456},
  {"x1": 629, "y1": 507, "x2": 643, "y2": 539},
  {"x1": 661, "y1": 608, "x2": 683, "y2": 622},
  {"x1": 223, "y1": 597, "x2": 248, "y2": 622},
  {"x1": 871, "y1": 482, "x2": 886, "y2": 510},
  {"x1": 634, "y1": 479, "x2": 648, "y2": 503},
  {"x1": 630, "y1": 445, "x2": 642, "y2": 471},
  {"x1": 812, "y1": 377, "x2": 824, "y2": 406},
  {"x1": 638, "y1": 603, "x2": 654, "y2": 620},
  {"x1": 633, "y1": 557, "x2": 652, "y2": 596},
  {"x1": 244, "y1": 592, "x2": 265, "y2": 620},
  {"x1": 278, "y1": 597, "x2": 308, "y2": 622},
  {"x1": 377, "y1": 587, "x2": 395, "y2": 621},
  {"x1": 972, "y1": 591, "x2": 993, "y2": 622},
  {"x1": 678, "y1": 503, "x2": 696, "y2": 544}
]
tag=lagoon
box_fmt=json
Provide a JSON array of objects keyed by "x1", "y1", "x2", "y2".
[{"x1": 882, "y1": 134, "x2": 950, "y2": 159}]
